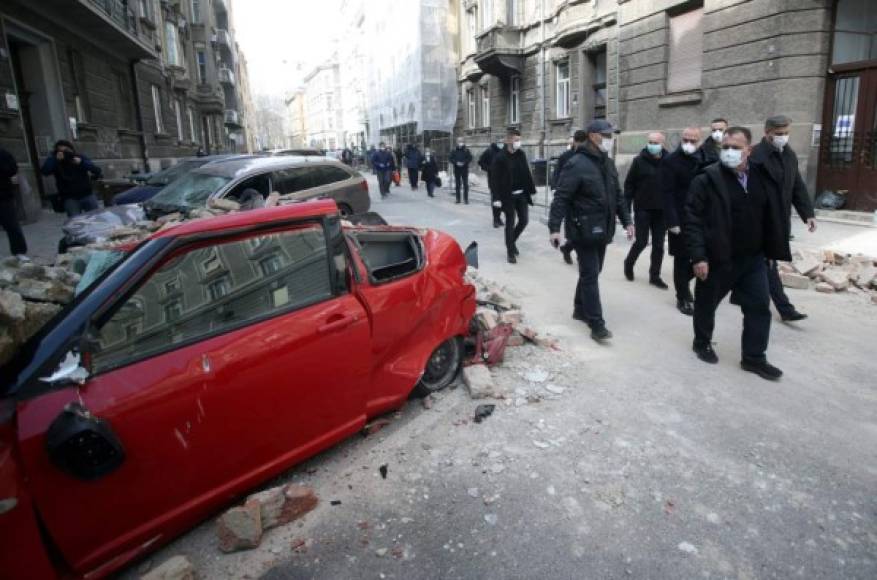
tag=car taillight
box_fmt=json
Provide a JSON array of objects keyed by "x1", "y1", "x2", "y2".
[{"x1": 359, "y1": 179, "x2": 368, "y2": 192}]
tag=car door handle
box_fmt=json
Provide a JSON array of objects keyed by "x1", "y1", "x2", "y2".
[{"x1": 318, "y1": 314, "x2": 358, "y2": 334}]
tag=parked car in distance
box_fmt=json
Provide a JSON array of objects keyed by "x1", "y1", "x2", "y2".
[
  {"x1": 113, "y1": 155, "x2": 253, "y2": 205},
  {"x1": 143, "y1": 156, "x2": 370, "y2": 219},
  {"x1": 0, "y1": 199, "x2": 476, "y2": 580}
]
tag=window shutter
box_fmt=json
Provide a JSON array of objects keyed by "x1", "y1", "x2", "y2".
[{"x1": 667, "y1": 8, "x2": 703, "y2": 93}]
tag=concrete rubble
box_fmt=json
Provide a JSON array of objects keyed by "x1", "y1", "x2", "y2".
[
  {"x1": 780, "y1": 248, "x2": 877, "y2": 303},
  {"x1": 139, "y1": 555, "x2": 195, "y2": 580}
]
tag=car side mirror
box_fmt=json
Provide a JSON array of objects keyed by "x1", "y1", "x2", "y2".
[{"x1": 46, "y1": 402, "x2": 125, "y2": 480}]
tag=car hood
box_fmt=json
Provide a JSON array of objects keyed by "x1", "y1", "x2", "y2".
[{"x1": 63, "y1": 204, "x2": 146, "y2": 245}]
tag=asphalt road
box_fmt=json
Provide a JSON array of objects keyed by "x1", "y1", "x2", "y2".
[{"x1": 126, "y1": 177, "x2": 877, "y2": 580}]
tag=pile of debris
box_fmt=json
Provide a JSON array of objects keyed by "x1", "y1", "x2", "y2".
[{"x1": 780, "y1": 249, "x2": 877, "y2": 302}]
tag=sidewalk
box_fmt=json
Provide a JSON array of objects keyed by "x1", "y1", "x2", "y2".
[{"x1": 0, "y1": 209, "x2": 67, "y2": 264}]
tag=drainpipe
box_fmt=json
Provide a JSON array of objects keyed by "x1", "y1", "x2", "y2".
[
  {"x1": 540, "y1": 0, "x2": 546, "y2": 160},
  {"x1": 129, "y1": 59, "x2": 151, "y2": 173}
]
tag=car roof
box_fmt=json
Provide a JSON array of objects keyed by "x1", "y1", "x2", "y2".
[
  {"x1": 150, "y1": 199, "x2": 339, "y2": 239},
  {"x1": 191, "y1": 156, "x2": 352, "y2": 180}
]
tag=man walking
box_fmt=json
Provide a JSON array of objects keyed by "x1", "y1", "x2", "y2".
[
  {"x1": 478, "y1": 137, "x2": 504, "y2": 227},
  {"x1": 700, "y1": 118, "x2": 728, "y2": 165},
  {"x1": 489, "y1": 128, "x2": 535, "y2": 264},
  {"x1": 372, "y1": 142, "x2": 395, "y2": 198},
  {"x1": 403, "y1": 144, "x2": 424, "y2": 190},
  {"x1": 420, "y1": 147, "x2": 439, "y2": 198},
  {"x1": 549, "y1": 123, "x2": 634, "y2": 342},
  {"x1": 552, "y1": 134, "x2": 585, "y2": 265},
  {"x1": 0, "y1": 145, "x2": 28, "y2": 261},
  {"x1": 623, "y1": 132, "x2": 668, "y2": 288},
  {"x1": 449, "y1": 138, "x2": 473, "y2": 204},
  {"x1": 661, "y1": 127, "x2": 706, "y2": 316},
  {"x1": 686, "y1": 126, "x2": 787, "y2": 380},
  {"x1": 749, "y1": 115, "x2": 816, "y2": 322},
  {"x1": 41, "y1": 140, "x2": 102, "y2": 217}
]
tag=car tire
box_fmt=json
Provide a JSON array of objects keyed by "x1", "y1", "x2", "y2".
[
  {"x1": 412, "y1": 337, "x2": 463, "y2": 398},
  {"x1": 338, "y1": 203, "x2": 353, "y2": 218}
]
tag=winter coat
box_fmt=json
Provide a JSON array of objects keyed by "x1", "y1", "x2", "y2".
[
  {"x1": 478, "y1": 144, "x2": 501, "y2": 173},
  {"x1": 41, "y1": 152, "x2": 102, "y2": 200},
  {"x1": 0, "y1": 147, "x2": 18, "y2": 202},
  {"x1": 403, "y1": 146, "x2": 423, "y2": 169},
  {"x1": 552, "y1": 148, "x2": 576, "y2": 188},
  {"x1": 372, "y1": 149, "x2": 396, "y2": 171},
  {"x1": 660, "y1": 146, "x2": 707, "y2": 256},
  {"x1": 488, "y1": 147, "x2": 536, "y2": 205},
  {"x1": 420, "y1": 156, "x2": 439, "y2": 182},
  {"x1": 624, "y1": 147, "x2": 666, "y2": 211},
  {"x1": 749, "y1": 139, "x2": 815, "y2": 238},
  {"x1": 699, "y1": 136, "x2": 721, "y2": 166},
  {"x1": 549, "y1": 144, "x2": 632, "y2": 244},
  {"x1": 684, "y1": 161, "x2": 790, "y2": 265},
  {"x1": 449, "y1": 146, "x2": 473, "y2": 172}
]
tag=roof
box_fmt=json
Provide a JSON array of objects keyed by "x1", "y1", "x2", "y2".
[
  {"x1": 191, "y1": 155, "x2": 344, "y2": 180},
  {"x1": 149, "y1": 199, "x2": 340, "y2": 240}
]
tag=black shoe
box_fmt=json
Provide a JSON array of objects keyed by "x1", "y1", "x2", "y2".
[
  {"x1": 591, "y1": 326, "x2": 612, "y2": 342},
  {"x1": 741, "y1": 359, "x2": 783, "y2": 381},
  {"x1": 676, "y1": 299, "x2": 694, "y2": 316},
  {"x1": 693, "y1": 343, "x2": 719, "y2": 364},
  {"x1": 455, "y1": 200, "x2": 461, "y2": 204},
  {"x1": 561, "y1": 246, "x2": 573, "y2": 265},
  {"x1": 493, "y1": 220, "x2": 503, "y2": 228},
  {"x1": 507, "y1": 253, "x2": 517, "y2": 264},
  {"x1": 781, "y1": 310, "x2": 808, "y2": 322},
  {"x1": 649, "y1": 278, "x2": 669, "y2": 290},
  {"x1": 623, "y1": 260, "x2": 634, "y2": 281},
  {"x1": 513, "y1": 244, "x2": 520, "y2": 256}
]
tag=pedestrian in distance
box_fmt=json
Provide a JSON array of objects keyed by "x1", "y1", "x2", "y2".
[
  {"x1": 478, "y1": 137, "x2": 504, "y2": 227},
  {"x1": 660, "y1": 127, "x2": 707, "y2": 316},
  {"x1": 403, "y1": 143, "x2": 424, "y2": 190},
  {"x1": 420, "y1": 148, "x2": 439, "y2": 198},
  {"x1": 623, "y1": 132, "x2": 669, "y2": 288},
  {"x1": 40, "y1": 140, "x2": 103, "y2": 217},
  {"x1": 549, "y1": 122, "x2": 633, "y2": 342},
  {"x1": 686, "y1": 126, "x2": 788, "y2": 381},
  {"x1": 489, "y1": 128, "x2": 536, "y2": 264},
  {"x1": 449, "y1": 137, "x2": 473, "y2": 204},
  {"x1": 372, "y1": 141, "x2": 396, "y2": 198},
  {"x1": 0, "y1": 145, "x2": 29, "y2": 261},
  {"x1": 552, "y1": 134, "x2": 586, "y2": 265},
  {"x1": 749, "y1": 114, "x2": 817, "y2": 323},
  {"x1": 700, "y1": 118, "x2": 728, "y2": 165},
  {"x1": 393, "y1": 145, "x2": 404, "y2": 185}
]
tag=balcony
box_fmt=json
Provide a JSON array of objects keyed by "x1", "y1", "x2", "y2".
[
  {"x1": 218, "y1": 67, "x2": 236, "y2": 86},
  {"x1": 169, "y1": 66, "x2": 191, "y2": 91},
  {"x1": 213, "y1": 29, "x2": 236, "y2": 64},
  {"x1": 474, "y1": 26, "x2": 523, "y2": 78},
  {"x1": 224, "y1": 109, "x2": 241, "y2": 128},
  {"x1": 553, "y1": 0, "x2": 602, "y2": 49}
]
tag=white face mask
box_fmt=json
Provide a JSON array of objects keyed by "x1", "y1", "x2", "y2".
[
  {"x1": 711, "y1": 130, "x2": 724, "y2": 142},
  {"x1": 681, "y1": 142, "x2": 697, "y2": 155},
  {"x1": 496, "y1": 141, "x2": 503, "y2": 148},
  {"x1": 598, "y1": 137, "x2": 614, "y2": 153},
  {"x1": 771, "y1": 135, "x2": 789, "y2": 150},
  {"x1": 512, "y1": 140, "x2": 522, "y2": 150},
  {"x1": 720, "y1": 148, "x2": 743, "y2": 168},
  {"x1": 457, "y1": 141, "x2": 464, "y2": 147}
]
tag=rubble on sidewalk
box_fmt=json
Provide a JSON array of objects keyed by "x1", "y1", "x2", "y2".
[
  {"x1": 216, "y1": 498, "x2": 262, "y2": 553},
  {"x1": 139, "y1": 555, "x2": 195, "y2": 580},
  {"x1": 779, "y1": 249, "x2": 877, "y2": 303}
]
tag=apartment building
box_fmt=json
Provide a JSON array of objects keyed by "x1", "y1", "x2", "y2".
[
  {"x1": 303, "y1": 60, "x2": 342, "y2": 150},
  {"x1": 285, "y1": 89, "x2": 307, "y2": 149}
]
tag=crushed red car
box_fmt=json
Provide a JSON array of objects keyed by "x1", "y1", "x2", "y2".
[{"x1": 0, "y1": 199, "x2": 476, "y2": 579}]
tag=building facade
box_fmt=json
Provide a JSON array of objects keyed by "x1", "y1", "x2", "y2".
[
  {"x1": 338, "y1": 0, "x2": 369, "y2": 151},
  {"x1": 285, "y1": 89, "x2": 307, "y2": 148},
  {"x1": 0, "y1": 0, "x2": 254, "y2": 221},
  {"x1": 303, "y1": 60, "x2": 343, "y2": 150},
  {"x1": 454, "y1": 0, "x2": 877, "y2": 212}
]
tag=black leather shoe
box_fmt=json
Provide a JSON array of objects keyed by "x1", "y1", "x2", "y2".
[
  {"x1": 781, "y1": 310, "x2": 808, "y2": 322},
  {"x1": 741, "y1": 359, "x2": 783, "y2": 381},
  {"x1": 507, "y1": 253, "x2": 517, "y2": 264},
  {"x1": 623, "y1": 261, "x2": 634, "y2": 281},
  {"x1": 676, "y1": 299, "x2": 694, "y2": 316},
  {"x1": 561, "y1": 246, "x2": 573, "y2": 264},
  {"x1": 591, "y1": 326, "x2": 613, "y2": 342},
  {"x1": 650, "y1": 278, "x2": 669, "y2": 290},
  {"x1": 693, "y1": 343, "x2": 719, "y2": 364}
]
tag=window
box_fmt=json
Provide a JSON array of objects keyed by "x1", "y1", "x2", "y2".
[
  {"x1": 191, "y1": 0, "x2": 200, "y2": 24},
  {"x1": 468, "y1": 9, "x2": 477, "y2": 51},
  {"x1": 75, "y1": 95, "x2": 87, "y2": 124},
  {"x1": 138, "y1": 0, "x2": 152, "y2": 20},
  {"x1": 507, "y1": 0, "x2": 520, "y2": 26},
  {"x1": 467, "y1": 88, "x2": 476, "y2": 129},
  {"x1": 151, "y1": 85, "x2": 164, "y2": 134},
  {"x1": 115, "y1": 72, "x2": 134, "y2": 128},
  {"x1": 667, "y1": 8, "x2": 704, "y2": 93},
  {"x1": 832, "y1": 0, "x2": 877, "y2": 65},
  {"x1": 174, "y1": 100, "x2": 184, "y2": 141},
  {"x1": 312, "y1": 166, "x2": 351, "y2": 187},
  {"x1": 164, "y1": 278, "x2": 181, "y2": 295},
  {"x1": 188, "y1": 106, "x2": 197, "y2": 142},
  {"x1": 509, "y1": 76, "x2": 520, "y2": 124},
  {"x1": 69, "y1": 50, "x2": 89, "y2": 123},
  {"x1": 196, "y1": 50, "x2": 207, "y2": 84},
  {"x1": 480, "y1": 84, "x2": 490, "y2": 128},
  {"x1": 591, "y1": 50, "x2": 607, "y2": 119},
  {"x1": 92, "y1": 226, "x2": 334, "y2": 373},
  {"x1": 556, "y1": 61, "x2": 570, "y2": 118},
  {"x1": 273, "y1": 168, "x2": 314, "y2": 194},
  {"x1": 165, "y1": 22, "x2": 181, "y2": 67},
  {"x1": 482, "y1": 0, "x2": 493, "y2": 30}
]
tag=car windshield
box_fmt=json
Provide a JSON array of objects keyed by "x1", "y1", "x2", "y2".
[
  {"x1": 148, "y1": 172, "x2": 232, "y2": 208},
  {"x1": 146, "y1": 160, "x2": 206, "y2": 187}
]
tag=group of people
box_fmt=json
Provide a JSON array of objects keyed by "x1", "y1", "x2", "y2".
[{"x1": 545, "y1": 115, "x2": 815, "y2": 382}]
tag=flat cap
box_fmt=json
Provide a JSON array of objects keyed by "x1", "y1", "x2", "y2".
[
  {"x1": 586, "y1": 119, "x2": 619, "y2": 134},
  {"x1": 765, "y1": 115, "x2": 792, "y2": 129}
]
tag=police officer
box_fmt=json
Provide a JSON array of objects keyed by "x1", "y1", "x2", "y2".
[
  {"x1": 478, "y1": 136, "x2": 504, "y2": 227},
  {"x1": 490, "y1": 128, "x2": 536, "y2": 264},
  {"x1": 449, "y1": 138, "x2": 473, "y2": 204}
]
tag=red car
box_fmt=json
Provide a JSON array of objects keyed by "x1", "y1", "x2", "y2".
[{"x1": 0, "y1": 200, "x2": 475, "y2": 579}]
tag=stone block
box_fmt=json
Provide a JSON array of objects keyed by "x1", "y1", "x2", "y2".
[
  {"x1": 11, "y1": 278, "x2": 74, "y2": 304},
  {"x1": 780, "y1": 272, "x2": 809, "y2": 290},
  {"x1": 476, "y1": 309, "x2": 498, "y2": 330},
  {"x1": 819, "y1": 267, "x2": 850, "y2": 291},
  {"x1": 216, "y1": 498, "x2": 262, "y2": 553},
  {"x1": 16, "y1": 302, "x2": 62, "y2": 342},
  {"x1": 248, "y1": 484, "x2": 318, "y2": 530},
  {"x1": 814, "y1": 282, "x2": 834, "y2": 293},
  {"x1": 499, "y1": 310, "x2": 523, "y2": 327},
  {"x1": 777, "y1": 262, "x2": 795, "y2": 274},
  {"x1": 0, "y1": 289, "x2": 26, "y2": 324},
  {"x1": 463, "y1": 364, "x2": 496, "y2": 399},
  {"x1": 208, "y1": 198, "x2": 241, "y2": 212},
  {"x1": 140, "y1": 555, "x2": 195, "y2": 580},
  {"x1": 853, "y1": 264, "x2": 877, "y2": 289},
  {"x1": 791, "y1": 250, "x2": 820, "y2": 276}
]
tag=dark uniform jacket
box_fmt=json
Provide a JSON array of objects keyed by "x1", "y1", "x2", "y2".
[
  {"x1": 660, "y1": 146, "x2": 707, "y2": 256},
  {"x1": 40, "y1": 153, "x2": 102, "y2": 200},
  {"x1": 749, "y1": 139, "x2": 815, "y2": 238},
  {"x1": 552, "y1": 148, "x2": 576, "y2": 187},
  {"x1": 403, "y1": 145, "x2": 424, "y2": 169},
  {"x1": 478, "y1": 144, "x2": 501, "y2": 172},
  {"x1": 372, "y1": 149, "x2": 396, "y2": 171},
  {"x1": 624, "y1": 147, "x2": 666, "y2": 211},
  {"x1": 699, "y1": 136, "x2": 721, "y2": 165},
  {"x1": 488, "y1": 147, "x2": 536, "y2": 205},
  {"x1": 448, "y1": 146, "x2": 473, "y2": 171},
  {"x1": 548, "y1": 144, "x2": 632, "y2": 244},
  {"x1": 685, "y1": 161, "x2": 790, "y2": 265},
  {"x1": 420, "y1": 156, "x2": 439, "y2": 182}
]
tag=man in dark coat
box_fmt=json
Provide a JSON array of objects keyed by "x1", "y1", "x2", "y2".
[
  {"x1": 685, "y1": 126, "x2": 788, "y2": 381},
  {"x1": 420, "y1": 148, "x2": 439, "y2": 198},
  {"x1": 478, "y1": 138, "x2": 504, "y2": 227},
  {"x1": 699, "y1": 118, "x2": 727, "y2": 165},
  {"x1": 40, "y1": 139, "x2": 102, "y2": 217},
  {"x1": 623, "y1": 132, "x2": 668, "y2": 287},
  {"x1": 660, "y1": 126, "x2": 706, "y2": 316},
  {"x1": 449, "y1": 138, "x2": 473, "y2": 204},
  {"x1": 552, "y1": 135, "x2": 582, "y2": 265},
  {"x1": 372, "y1": 141, "x2": 396, "y2": 198},
  {"x1": 0, "y1": 146, "x2": 28, "y2": 260},
  {"x1": 403, "y1": 144, "x2": 424, "y2": 190},
  {"x1": 489, "y1": 127, "x2": 536, "y2": 264},
  {"x1": 749, "y1": 114, "x2": 817, "y2": 322},
  {"x1": 549, "y1": 122, "x2": 634, "y2": 342}
]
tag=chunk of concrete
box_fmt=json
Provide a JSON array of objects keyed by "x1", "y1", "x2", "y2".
[
  {"x1": 814, "y1": 282, "x2": 835, "y2": 293},
  {"x1": 853, "y1": 264, "x2": 877, "y2": 289},
  {"x1": 780, "y1": 272, "x2": 810, "y2": 290},
  {"x1": 0, "y1": 289, "x2": 26, "y2": 324},
  {"x1": 500, "y1": 310, "x2": 523, "y2": 327},
  {"x1": 819, "y1": 267, "x2": 850, "y2": 291},
  {"x1": 463, "y1": 364, "x2": 496, "y2": 399},
  {"x1": 140, "y1": 555, "x2": 195, "y2": 580},
  {"x1": 791, "y1": 250, "x2": 821, "y2": 276},
  {"x1": 208, "y1": 198, "x2": 241, "y2": 212},
  {"x1": 475, "y1": 308, "x2": 498, "y2": 330},
  {"x1": 248, "y1": 484, "x2": 318, "y2": 530},
  {"x1": 216, "y1": 498, "x2": 262, "y2": 552}
]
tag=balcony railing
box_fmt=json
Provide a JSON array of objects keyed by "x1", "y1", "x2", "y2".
[
  {"x1": 86, "y1": 0, "x2": 138, "y2": 34},
  {"x1": 218, "y1": 67, "x2": 235, "y2": 86},
  {"x1": 224, "y1": 109, "x2": 241, "y2": 127},
  {"x1": 215, "y1": 29, "x2": 232, "y2": 49}
]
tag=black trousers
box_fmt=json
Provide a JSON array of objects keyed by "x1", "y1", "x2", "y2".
[
  {"x1": 377, "y1": 170, "x2": 392, "y2": 195},
  {"x1": 693, "y1": 254, "x2": 771, "y2": 362},
  {"x1": 573, "y1": 242, "x2": 607, "y2": 329},
  {"x1": 455, "y1": 168, "x2": 469, "y2": 202},
  {"x1": 673, "y1": 252, "x2": 694, "y2": 302},
  {"x1": 625, "y1": 208, "x2": 665, "y2": 278},
  {"x1": 407, "y1": 167, "x2": 419, "y2": 188},
  {"x1": 766, "y1": 259, "x2": 795, "y2": 317},
  {"x1": 503, "y1": 195, "x2": 528, "y2": 253},
  {"x1": 0, "y1": 198, "x2": 27, "y2": 256}
]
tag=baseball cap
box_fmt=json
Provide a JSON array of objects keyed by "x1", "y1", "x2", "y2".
[{"x1": 585, "y1": 119, "x2": 619, "y2": 134}]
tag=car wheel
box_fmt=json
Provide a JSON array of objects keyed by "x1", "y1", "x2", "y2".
[
  {"x1": 338, "y1": 203, "x2": 354, "y2": 218},
  {"x1": 412, "y1": 337, "x2": 462, "y2": 397}
]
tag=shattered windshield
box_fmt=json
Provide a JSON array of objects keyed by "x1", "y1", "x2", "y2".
[
  {"x1": 147, "y1": 172, "x2": 232, "y2": 209},
  {"x1": 146, "y1": 160, "x2": 206, "y2": 187}
]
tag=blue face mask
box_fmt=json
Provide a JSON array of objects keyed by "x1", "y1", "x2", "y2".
[{"x1": 646, "y1": 143, "x2": 662, "y2": 156}]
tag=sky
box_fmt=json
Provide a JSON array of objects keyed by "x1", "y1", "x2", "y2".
[{"x1": 233, "y1": 0, "x2": 341, "y2": 98}]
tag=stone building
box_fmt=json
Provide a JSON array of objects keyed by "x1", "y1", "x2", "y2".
[
  {"x1": 0, "y1": 0, "x2": 254, "y2": 221},
  {"x1": 303, "y1": 60, "x2": 343, "y2": 150},
  {"x1": 454, "y1": 0, "x2": 877, "y2": 212}
]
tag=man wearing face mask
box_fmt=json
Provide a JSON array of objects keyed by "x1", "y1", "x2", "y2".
[
  {"x1": 749, "y1": 115, "x2": 816, "y2": 323},
  {"x1": 660, "y1": 127, "x2": 706, "y2": 316},
  {"x1": 685, "y1": 127, "x2": 788, "y2": 381},
  {"x1": 372, "y1": 141, "x2": 396, "y2": 198},
  {"x1": 489, "y1": 128, "x2": 536, "y2": 264},
  {"x1": 700, "y1": 118, "x2": 728, "y2": 165},
  {"x1": 623, "y1": 132, "x2": 668, "y2": 288},
  {"x1": 449, "y1": 138, "x2": 473, "y2": 204},
  {"x1": 549, "y1": 123, "x2": 634, "y2": 342},
  {"x1": 420, "y1": 148, "x2": 439, "y2": 198},
  {"x1": 478, "y1": 137, "x2": 505, "y2": 227}
]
